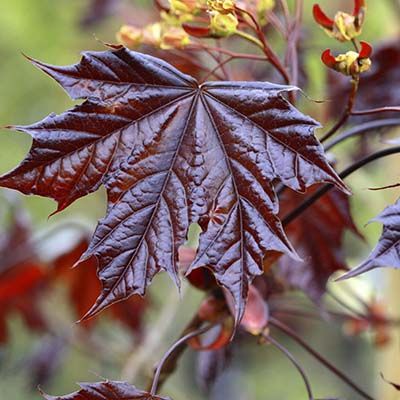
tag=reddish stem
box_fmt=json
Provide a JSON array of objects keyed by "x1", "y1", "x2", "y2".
[
  {"x1": 270, "y1": 318, "x2": 376, "y2": 400},
  {"x1": 235, "y1": 6, "x2": 291, "y2": 85},
  {"x1": 351, "y1": 106, "x2": 400, "y2": 116},
  {"x1": 282, "y1": 146, "x2": 400, "y2": 226},
  {"x1": 149, "y1": 323, "x2": 213, "y2": 396},
  {"x1": 320, "y1": 78, "x2": 359, "y2": 143}
]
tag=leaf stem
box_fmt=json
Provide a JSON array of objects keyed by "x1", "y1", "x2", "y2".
[
  {"x1": 190, "y1": 42, "x2": 268, "y2": 61},
  {"x1": 235, "y1": 6, "x2": 291, "y2": 84},
  {"x1": 269, "y1": 317, "x2": 376, "y2": 400},
  {"x1": 324, "y1": 118, "x2": 400, "y2": 152},
  {"x1": 121, "y1": 287, "x2": 188, "y2": 382},
  {"x1": 282, "y1": 146, "x2": 400, "y2": 226},
  {"x1": 369, "y1": 182, "x2": 400, "y2": 191},
  {"x1": 263, "y1": 334, "x2": 315, "y2": 400},
  {"x1": 284, "y1": 0, "x2": 303, "y2": 91},
  {"x1": 351, "y1": 106, "x2": 400, "y2": 116},
  {"x1": 278, "y1": 0, "x2": 291, "y2": 26},
  {"x1": 149, "y1": 321, "x2": 212, "y2": 396},
  {"x1": 234, "y1": 30, "x2": 264, "y2": 49},
  {"x1": 320, "y1": 78, "x2": 359, "y2": 143}
]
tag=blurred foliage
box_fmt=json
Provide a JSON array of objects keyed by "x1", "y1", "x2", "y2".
[{"x1": 0, "y1": 1, "x2": 398, "y2": 399}]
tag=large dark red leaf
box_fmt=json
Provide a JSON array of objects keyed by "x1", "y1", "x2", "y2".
[
  {"x1": 40, "y1": 381, "x2": 169, "y2": 399},
  {"x1": 340, "y1": 198, "x2": 400, "y2": 279},
  {"x1": 278, "y1": 188, "x2": 360, "y2": 301},
  {"x1": 0, "y1": 48, "x2": 347, "y2": 323}
]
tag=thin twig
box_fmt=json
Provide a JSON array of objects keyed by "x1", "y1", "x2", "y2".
[
  {"x1": 266, "y1": 11, "x2": 287, "y2": 37},
  {"x1": 190, "y1": 42, "x2": 268, "y2": 61},
  {"x1": 215, "y1": 39, "x2": 231, "y2": 80},
  {"x1": 149, "y1": 323, "x2": 212, "y2": 396},
  {"x1": 277, "y1": 0, "x2": 291, "y2": 28},
  {"x1": 324, "y1": 118, "x2": 400, "y2": 152},
  {"x1": 201, "y1": 56, "x2": 233, "y2": 82},
  {"x1": 264, "y1": 334, "x2": 315, "y2": 400},
  {"x1": 121, "y1": 287, "x2": 188, "y2": 382},
  {"x1": 369, "y1": 182, "x2": 400, "y2": 191},
  {"x1": 351, "y1": 106, "x2": 400, "y2": 116},
  {"x1": 320, "y1": 78, "x2": 359, "y2": 143},
  {"x1": 270, "y1": 318, "x2": 376, "y2": 400},
  {"x1": 327, "y1": 291, "x2": 365, "y2": 319},
  {"x1": 282, "y1": 146, "x2": 400, "y2": 226},
  {"x1": 145, "y1": 312, "x2": 204, "y2": 393},
  {"x1": 235, "y1": 6, "x2": 291, "y2": 84}
]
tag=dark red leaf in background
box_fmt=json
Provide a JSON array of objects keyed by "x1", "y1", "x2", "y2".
[
  {"x1": 179, "y1": 246, "x2": 217, "y2": 291},
  {"x1": 0, "y1": 48, "x2": 347, "y2": 323},
  {"x1": 80, "y1": 0, "x2": 119, "y2": 28},
  {"x1": 0, "y1": 209, "x2": 47, "y2": 344},
  {"x1": 196, "y1": 345, "x2": 231, "y2": 393},
  {"x1": 278, "y1": 188, "x2": 360, "y2": 301},
  {"x1": 40, "y1": 381, "x2": 170, "y2": 400},
  {"x1": 26, "y1": 336, "x2": 66, "y2": 388},
  {"x1": 51, "y1": 239, "x2": 147, "y2": 334},
  {"x1": 340, "y1": 198, "x2": 400, "y2": 279}
]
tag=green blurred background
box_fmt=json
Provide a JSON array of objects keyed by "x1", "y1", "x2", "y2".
[{"x1": 0, "y1": 0, "x2": 399, "y2": 399}]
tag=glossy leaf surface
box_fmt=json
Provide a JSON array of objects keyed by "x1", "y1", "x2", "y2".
[
  {"x1": 0, "y1": 48, "x2": 347, "y2": 322},
  {"x1": 41, "y1": 381, "x2": 169, "y2": 400}
]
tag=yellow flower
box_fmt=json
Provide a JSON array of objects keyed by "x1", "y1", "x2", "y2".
[
  {"x1": 330, "y1": 11, "x2": 361, "y2": 42},
  {"x1": 207, "y1": 0, "x2": 236, "y2": 14},
  {"x1": 116, "y1": 25, "x2": 143, "y2": 49},
  {"x1": 313, "y1": 1, "x2": 366, "y2": 42},
  {"x1": 142, "y1": 23, "x2": 163, "y2": 47},
  {"x1": 161, "y1": 27, "x2": 191, "y2": 49},
  {"x1": 257, "y1": 0, "x2": 275, "y2": 26},
  {"x1": 209, "y1": 11, "x2": 238, "y2": 36},
  {"x1": 169, "y1": 0, "x2": 206, "y2": 15}
]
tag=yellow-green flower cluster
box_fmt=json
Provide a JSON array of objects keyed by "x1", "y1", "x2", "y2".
[{"x1": 117, "y1": 12, "x2": 190, "y2": 50}]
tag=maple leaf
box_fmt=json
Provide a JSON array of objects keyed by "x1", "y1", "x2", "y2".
[
  {"x1": 40, "y1": 380, "x2": 170, "y2": 400},
  {"x1": 0, "y1": 47, "x2": 348, "y2": 323},
  {"x1": 340, "y1": 198, "x2": 400, "y2": 280},
  {"x1": 278, "y1": 188, "x2": 360, "y2": 301},
  {"x1": 0, "y1": 207, "x2": 47, "y2": 343}
]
